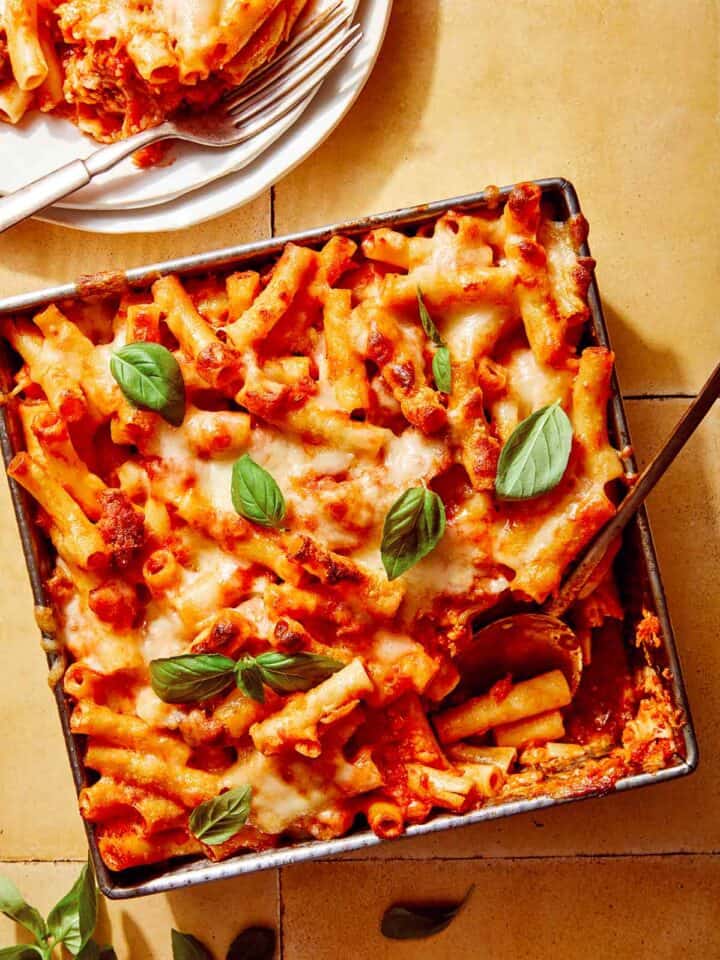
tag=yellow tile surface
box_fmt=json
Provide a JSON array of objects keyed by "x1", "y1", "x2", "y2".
[
  {"x1": 0, "y1": 862, "x2": 277, "y2": 959},
  {"x1": 281, "y1": 857, "x2": 720, "y2": 959},
  {"x1": 0, "y1": 473, "x2": 86, "y2": 859},
  {"x1": 0, "y1": 196, "x2": 270, "y2": 298},
  {"x1": 274, "y1": 0, "x2": 720, "y2": 396}
]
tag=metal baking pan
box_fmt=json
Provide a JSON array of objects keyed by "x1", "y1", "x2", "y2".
[{"x1": 0, "y1": 178, "x2": 698, "y2": 899}]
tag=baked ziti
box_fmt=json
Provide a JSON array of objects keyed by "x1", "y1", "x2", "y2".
[
  {"x1": 1, "y1": 183, "x2": 683, "y2": 871},
  {"x1": 0, "y1": 0, "x2": 311, "y2": 142}
]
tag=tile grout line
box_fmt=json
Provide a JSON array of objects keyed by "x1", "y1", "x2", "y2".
[
  {"x1": 623, "y1": 393, "x2": 695, "y2": 400},
  {"x1": 277, "y1": 868, "x2": 285, "y2": 960},
  {"x1": 313, "y1": 850, "x2": 720, "y2": 863}
]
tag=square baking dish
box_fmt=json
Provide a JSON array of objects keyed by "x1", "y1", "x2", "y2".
[{"x1": 0, "y1": 178, "x2": 698, "y2": 899}]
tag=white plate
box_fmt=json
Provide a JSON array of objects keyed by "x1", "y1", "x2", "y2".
[{"x1": 0, "y1": 0, "x2": 388, "y2": 216}]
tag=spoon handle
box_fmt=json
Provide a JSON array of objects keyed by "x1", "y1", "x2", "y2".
[{"x1": 546, "y1": 358, "x2": 720, "y2": 617}]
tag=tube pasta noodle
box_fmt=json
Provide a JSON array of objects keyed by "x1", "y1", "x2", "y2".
[
  {"x1": 5, "y1": 0, "x2": 46, "y2": 92},
  {"x1": 434, "y1": 671, "x2": 572, "y2": 745},
  {"x1": 250, "y1": 659, "x2": 373, "y2": 758},
  {"x1": 447, "y1": 744, "x2": 518, "y2": 773},
  {"x1": 1, "y1": 186, "x2": 679, "y2": 875},
  {"x1": 494, "y1": 709, "x2": 566, "y2": 748}
]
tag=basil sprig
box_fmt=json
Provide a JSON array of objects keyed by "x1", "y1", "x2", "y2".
[
  {"x1": 46, "y1": 862, "x2": 97, "y2": 957},
  {"x1": 189, "y1": 785, "x2": 252, "y2": 846},
  {"x1": 110, "y1": 342, "x2": 185, "y2": 427},
  {"x1": 231, "y1": 454, "x2": 286, "y2": 527},
  {"x1": 171, "y1": 930, "x2": 213, "y2": 960},
  {"x1": 380, "y1": 487, "x2": 446, "y2": 580},
  {"x1": 417, "y1": 288, "x2": 452, "y2": 394},
  {"x1": 495, "y1": 401, "x2": 573, "y2": 500},
  {"x1": 0, "y1": 860, "x2": 113, "y2": 960},
  {"x1": 236, "y1": 652, "x2": 344, "y2": 704},
  {"x1": 381, "y1": 884, "x2": 475, "y2": 940},
  {"x1": 150, "y1": 651, "x2": 345, "y2": 705}
]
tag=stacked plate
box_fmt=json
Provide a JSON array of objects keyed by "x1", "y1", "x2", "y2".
[{"x1": 0, "y1": 0, "x2": 392, "y2": 234}]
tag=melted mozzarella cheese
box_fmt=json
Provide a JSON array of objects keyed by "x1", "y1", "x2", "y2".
[
  {"x1": 61, "y1": 594, "x2": 143, "y2": 674},
  {"x1": 141, "y1": 606, "x2": 185, "y2": 662},
  {"x1": 224, "y1": 751, "x2": 332, "y2": 835},
  {"x1": 63, "y1": 0, "x2": 283, "y2": 73},
  {"x1": 384, "y1": 429, "x2": 448, "y2": 488},
  {"x1": 441, "y1": 302, "x2": 512, "y2": 361},
  {"x1": 504, "y1": 346, "x2": 574, "y2": 419}
]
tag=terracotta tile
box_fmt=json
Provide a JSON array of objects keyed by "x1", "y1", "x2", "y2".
[
  {"x1": 0, "y1": 193, "x2": 270, "y2": 299},
  {"x1": 273, "y1": 0, "x2": 720, "y2": 395},
  {"x1": 0, "y1": 861, "x2": 278, "y2": 959},
  {"x1": 281, "y1": 857, "x2": 720, "y2": 960},
  {"x1": 340, "y1": 399, "x2": 719, "y2": 858}
]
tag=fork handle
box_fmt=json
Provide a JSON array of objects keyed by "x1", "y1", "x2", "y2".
[{"x1": 0, "y1": 122, "x2": 174, "y2": 233}]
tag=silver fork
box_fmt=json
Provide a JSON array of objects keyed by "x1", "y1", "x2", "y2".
[{"x1": 0, "y1": 2, "x2": 361, "y2": 233}]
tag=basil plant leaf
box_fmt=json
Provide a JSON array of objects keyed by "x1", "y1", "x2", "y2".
[
  {"x1": 495, "y1": 401, "x2": 573, "y2": 501},
  {"x1": 381, "y1": 885, "x2": 475, "y2": 941},
  {"x1": 0, "y1": 875, "x2": 47, "y2": 943},
  {"x1": 189, "y1": 786, "x2": 252, "y2": 846},
  {"x1": 235, "y1": 661, "x2": 266, "y2": 704},
  {"x1": 380, "y1": 487, "x2": 446, "y2": 581},
  {"x1": 0, "y1": 947, "x2": 45, "y2": 959},
  {"x1": 231, "y1": 455, "x2": 286, "y2": 528},
  {"x1": 255, "y1": 652, "x2": 344, "y2": 696},
  {"x1": 416, "y1": 288, "x2": 443, "y2": 345},
  {"x1": 432, "y1": 346, "x2": 452, "y2": 394},
  {"x1": 226, "y1": 926, "x2": 276, "y2": 960},
  {"x1": 110, "y1": 342, "x2": 186, "y2": 427},
  {"x1": 46, "y1": 860, "x2": 97, "y2": 957},
  {"x1": 150, "y1": 654, "x2": 237, "y2": 704},
  {"x1": 171, "y1": 930, "x2": 213, "y2": 960},
  {"x1": 77, "y1": 941, "x2": 117, "y2": 960}
]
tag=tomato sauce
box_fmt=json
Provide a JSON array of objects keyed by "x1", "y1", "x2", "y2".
[{"x1": 565, "y1": 620, "x2": 634, "y2": 745}]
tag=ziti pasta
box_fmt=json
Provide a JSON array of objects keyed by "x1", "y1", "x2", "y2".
[
  {"x1": 0, "y1": 0, "x2": 311, "y2": 144},
  {"x1": 1, "y1": 183, "x2": 684, "y2": 872}
]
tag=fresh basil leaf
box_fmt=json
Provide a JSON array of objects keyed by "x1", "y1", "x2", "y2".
[
  {"x1": 0, "y1": 947, "x2": 45, "y2": 959},
  {"x1": 255, "y1": 652, "x2": 344, "y2": 695},
  {"x1": 189, "y1": 786, "x2": 252, "y2": 846},
  {"x1": 171, "y1": 930, "x2": 212, "y2": 960},
  {"x1": 110, "y1": 342, "x2": 185, "y2": 427},
  {"x1": 432, "y1": 346, "x2": 452, "y2": 394},
  {"x1": 46, "y1": 860, "x2": 97, "y2": 957},
  {"x1": 226, "y1": 926, "x2": 276, "y2": 960},
  {"x1": 381, "y1": 885, "x2": 475, "y2": 940},
  {"x1": 150, "y1": 654, "x2": 237, "y2": 704},
  {"x1": 0, "y1": 875, "x2": 47, "y2": 943},
  {"x1": 231, "y1": 455, "x2": 286, "y2": 528},
  {"x1": 235, "y1": 660, "x2": 265, "y2": 704},
  {"x1": 416, "y1": 288, "x2": 443, "y2": 345},
  {"x1": 495, "y1": 401, "x2": 573, "y2": 500},
  {"x1": 380, "y1": 487, "x2": 446, "y2": 580}
]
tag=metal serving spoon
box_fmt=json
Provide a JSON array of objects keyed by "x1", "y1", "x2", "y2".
[{"x1": 467, "y1": 357, "x2": 720, "y2": 668}]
